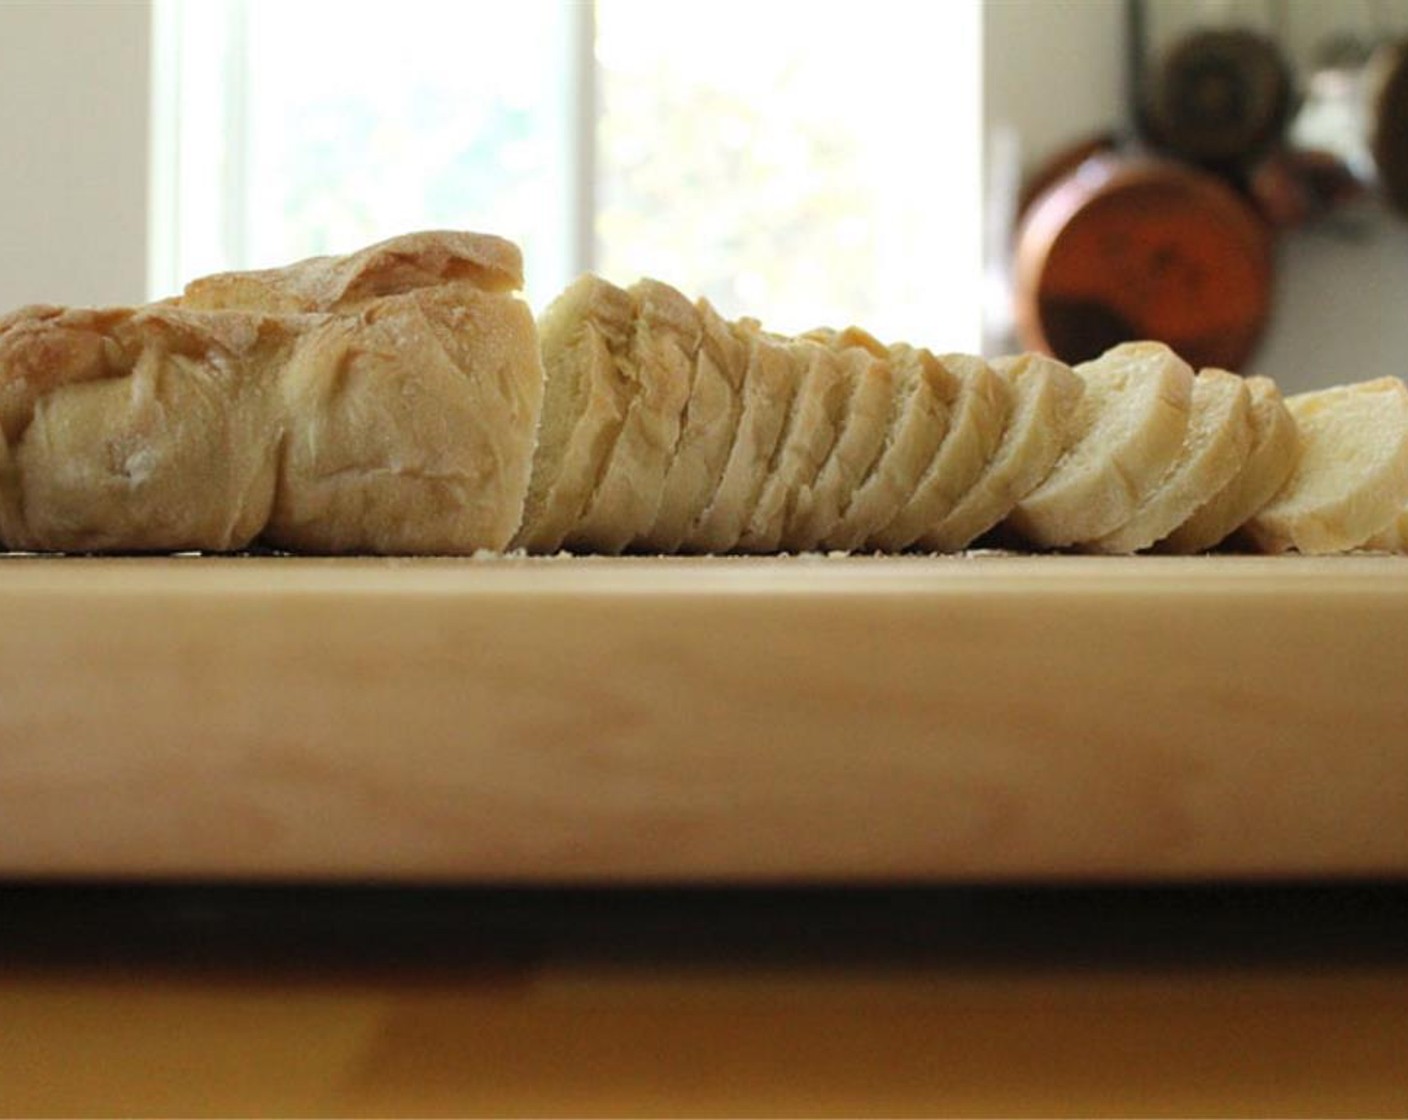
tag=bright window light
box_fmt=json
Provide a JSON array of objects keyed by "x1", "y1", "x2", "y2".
[{"x1": 150, "y1": 0, "x2": 982, "y2": 350}]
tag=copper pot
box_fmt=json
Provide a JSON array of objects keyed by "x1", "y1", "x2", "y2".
[{"x1": 1013, "y1": 152, "x2": 1274, "y2": 371}]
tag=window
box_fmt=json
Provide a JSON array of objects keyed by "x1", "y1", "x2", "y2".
[{"x1": 151, "y1": 0, "x2": 982, "y2": 350}]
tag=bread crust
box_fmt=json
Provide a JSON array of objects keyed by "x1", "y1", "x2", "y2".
[{"x1": 1, "y1": 232, "x2": 543, "y2": 554}]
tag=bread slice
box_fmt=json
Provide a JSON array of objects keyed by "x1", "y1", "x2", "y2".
[
  {"x1": 1158, "y1": 375, "x2": 1299, "y2": 554},
  {"x1": 913, "y1": 352, "x2": 1084, "y2": 553},
  {"x1": 821, "y1": 342, "x2": 959, "y2": 552},
  {"x1": 1084, "y1": 367, "x2": 1253, "y2": 554},
  {"x1": 562, "y1": 279, "x2": 700, "y2": 553},
  {"x1": 868, "y1": 354, "x2": 1009, "y2": 552},
  {"x1": 681, "y1": 320, "x2": 797, "y2": 553},
  {"x1": 636, "y1": 297, "x2": 747, "y2": 553},
  {"x1": 1005, "y1": 342, "x2": 1194, "y2": 548},
  {"x1": 778, "y1": 330, "x2": 895, "y2": 552},
  {"x1": 513, "y1": 275, "x2": 634, "y2": 552},
  {"x1": 735, "y1": 336, "x2": 851, "y2": 553},
  {"x1": 1243, "y1": 377, "x2": 1408, "y2": 554}
]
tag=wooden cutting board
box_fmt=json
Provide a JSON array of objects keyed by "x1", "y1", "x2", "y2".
[{"x1": 1, "y1": 553, "x2": 1405, "y2": 882}]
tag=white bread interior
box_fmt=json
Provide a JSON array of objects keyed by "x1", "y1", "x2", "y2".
[
  {"x1": 779, "y1": 331, "x2": 895, "y2": 552},
  {"x1": 681, "y1": 320, "x2": 797, "y2": 554},
  {"x1": 1006, "y1": 342, "x2": 1194, "y2": 547},
  {"x1": 1244, "y1": 377, "x2": 1408, "y2": 554},
  {"x1": 915, "y1": 352, "x2": 1084, "y2": 553},
  {"x1": 513, "y1": 275, "x2": 633, "y2": 552},
  {"x1": 562, "y1": 279, "x2": 700, "y2": 554},
  {"x1": 736, "y1": 336, "x2": 850, "y2": 554},
  {"x1": 1085, "y1": 367, "x2": 1253, "y2": 554},
  {"x1": 1157, "y1": 375, "x2": 1298, "y2": 554},
  {"x1": 869, "y1": 353, "x2": 1009, "y2": 552},
  {"x1": 822, "y1": 341, "x2": 958, "y2": 552},
  {"x1": 636, "y1": 297, "x2": 747, "y2": 553}
]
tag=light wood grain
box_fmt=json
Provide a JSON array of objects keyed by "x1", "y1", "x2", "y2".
[{"x1": 1, "y1": 554, "x2": 1406, "y2": 880}]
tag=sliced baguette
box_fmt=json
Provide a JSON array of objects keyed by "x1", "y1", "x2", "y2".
[
  {"x1": 1158, "y1": 375, "x2": 1299, "y2": 554},
  {"x1": 1243, "y1": 377, "x2": 1408, "y2": 554},
  {"x1": 562, "y1": 279, "x2": 700, "y2": 553},
  {"x1": 913, "y1": 352, "x2": 1084, "y2": 553},
  {"x1": 736, "y1": 336, "x2": 851, "y2": 553},
  {"x1": 778, "y1": 329, "x2": 895, "y2": 552},
  {"x1": 637, "y1": 296, "x2": 748, "y2": 553},
  {"x1": 513, "y1": 275, "x2": 634, "y2": 552},
  {"x1": 1005, "y1": 342, "x2": 1194, "y2": 547},
  {"x1": 1084, "y1": 367, "x2": 1253, "y2": 554},
  {"x1": 821, "y1": 341, "x2": 958, "y2": 552},
  {"x1": 868, "y1": 353, "x2": 1009, "y2": 552},
  {"x1": 680, "y1": 319, "x2": 797, "y2": 553}
]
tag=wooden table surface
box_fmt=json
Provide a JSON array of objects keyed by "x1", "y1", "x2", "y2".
[
  {"x1": 2, "y1": 884, "x2": 1406, "y2": 1117},
  {"x1": 2, "y1": 553, "x2": 1407, "y2": 882}
]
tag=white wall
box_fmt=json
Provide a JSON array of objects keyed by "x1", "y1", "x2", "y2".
[
  {"x1": 1, "y1": 0, "x2": 1403, "y2": 393},
  {"x1": 983, "y1": 0, "x2": 1408, "y2": 391},
  {"x1": 0, "y1": 1, "x2": 150, "y2": 310}
]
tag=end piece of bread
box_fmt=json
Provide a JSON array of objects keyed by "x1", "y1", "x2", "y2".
[
  {"x1": 868, "y1": 353, "x2": 1009, "y2": 552},
  {"x1": 821, "y1": 341, "x2": 958, "y2": 552},
  {"x1": 562, "y1": 279, "x2": 701, "y2": 554},
  {"x1": 1084, "y1": 367, "x2": 1253, "y2": 554},
  {"x1": 0, "y1": 304, "x2": 288, "y2": 552},
  {"x1": 1005, "y1": 342, "x2": 1194, "y2": 548},
  {"x1": 636, "y1": 296, "x2": 748, "y2": 553},
  {"x1": 913, "y1": 352, "x2": 1084, "y2": 553},
  {"x1": 513, "y1": 275, "x2": 634, "y2": 552},
  {"x1": 1243, "y1": 377, "x2": 1408, "y2": 554},
  {"x1": 1158, "y1": 375, "x2": 1299, "y2": 554},
  {"x1": 736, "y1": 336, "x2": 851, "y2": 554}
]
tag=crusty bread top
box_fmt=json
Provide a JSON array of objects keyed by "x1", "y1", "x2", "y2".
[
  {"x1": 178, "y1": 230, "x2": 524, "y2": 313},
  {"x1": 0, "y1": 303, "x2": 293, "y2": 445}
]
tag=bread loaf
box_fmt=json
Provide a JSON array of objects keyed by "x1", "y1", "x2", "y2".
[
  {"x1": 6, "y1": 227, "x2": 1408, "y2": 560},
  {"x1": 0, "y1": 231, "x2": 543, "y2": 555},
  {"x1": 0, "y1": 304, "x2": 287, "y2": 552}
]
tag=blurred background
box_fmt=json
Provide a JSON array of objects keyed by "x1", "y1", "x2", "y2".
[{"x1": 1, "y1": 0, "x2": 1406, "y2": 392}]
